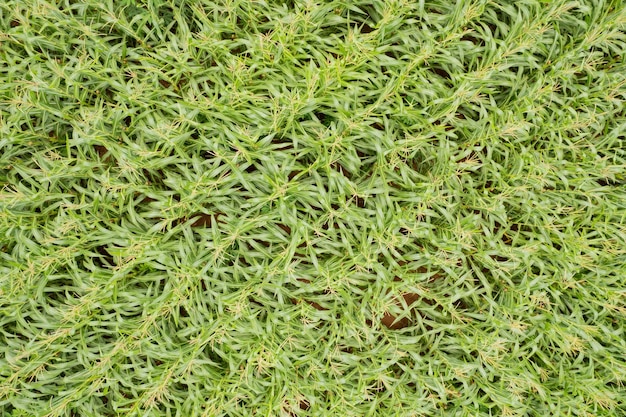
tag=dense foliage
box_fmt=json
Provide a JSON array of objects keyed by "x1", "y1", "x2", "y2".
[{"x1": 1, "y1": 0, "x2": 626, "y2": 416}]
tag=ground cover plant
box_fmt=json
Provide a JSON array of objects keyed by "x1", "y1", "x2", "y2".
[{"x1": 1, "y1": 0, "x2": 626, "y2": 415}]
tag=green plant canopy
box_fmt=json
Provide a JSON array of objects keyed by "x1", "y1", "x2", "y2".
[{"x1": 1, "y1": 0, "x2": 625, "y2": 416}]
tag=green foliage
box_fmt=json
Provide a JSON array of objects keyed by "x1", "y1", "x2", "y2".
[{"x1": 1, "y1": 0, "x2": 626, "y2": 415}]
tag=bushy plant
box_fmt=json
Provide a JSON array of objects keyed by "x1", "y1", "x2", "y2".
[{"x1": 1, "y1": 0, "x2": 625, "y2": 415}]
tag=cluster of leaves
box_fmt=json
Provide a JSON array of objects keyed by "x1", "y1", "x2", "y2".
[{"x1": 1, "y1": 0, "x2": 626, "y2": 415}]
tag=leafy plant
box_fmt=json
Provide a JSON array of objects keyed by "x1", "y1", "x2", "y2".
[{"x1": 1, "y1": 0, "x2": 625, "y2": 416}]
